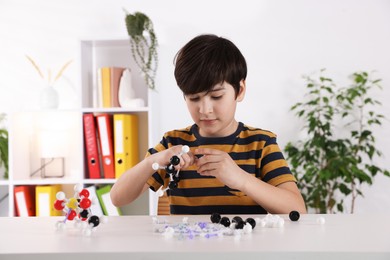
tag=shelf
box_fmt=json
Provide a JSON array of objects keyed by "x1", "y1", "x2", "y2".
[
  {"x1": 11, "y1": 178, "x2": 117, "y2": 186},
  {"x1": 2, "y1": 38, "x2": 153, "y2": 217},
  {"x1": 81, "y1": 107, "x2": 150, "y2": 113},
  {"x1": 80, "y1": 38, "x2": 148, "y2": 109}
]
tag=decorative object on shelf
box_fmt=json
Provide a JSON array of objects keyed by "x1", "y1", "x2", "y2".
[
  {"x1": 26, "y1": 55, "x2": 72, "y2": 109},
  {"x1": 285, "y1": 69, "x2": 390, "y2": 214},
  {"x1": 30, "y1": 118, "x2": 70, "y2": 179},
  {"x1": 118, "y1": 68, "x2": 145, "y2": 107},
  {"x1": 0, "y1": 113, "x2": 8, "y2": 179},
  {"x1": 40, "y1": 85, "x2": 59, "y2": 109},
  {"x1": 124, "y1": 10, "x2": 158, "y2": 90}
]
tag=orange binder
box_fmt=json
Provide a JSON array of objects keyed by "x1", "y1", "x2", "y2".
[
  {"x1": 14, "y1": 186, "x2": 35, "y2": 217},
  {"x1": 96, "y1": 114, "x2": 115, "y2": 179},
  {"x1": 114, "y1": 114, "x2": 139, "y2": 179},
  {"x1": 83, "y1": 113, "x2": 101, "y2": 179},
  {"x1": 110, "y1": 67, "x2": 125, "y2": 107}
]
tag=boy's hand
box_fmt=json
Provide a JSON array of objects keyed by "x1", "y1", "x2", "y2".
[
  {"x1": 151, "y1": 145, "x2": 196, "y2": 170},
  {"x1": 195, "y1": 148, "x2": 248, "y2": 190}
]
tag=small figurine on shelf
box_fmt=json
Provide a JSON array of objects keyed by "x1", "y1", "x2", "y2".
[{"x1": 54, "y1": 184, "x2": 106, "y2": 236}]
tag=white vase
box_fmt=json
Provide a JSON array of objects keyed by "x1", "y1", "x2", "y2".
[
  {"x1": 40, "y1": 86, "x2": 59, "y2": 109},
  {"x1": 118, "y1": 69, "x2": 145, "y2": 108}
]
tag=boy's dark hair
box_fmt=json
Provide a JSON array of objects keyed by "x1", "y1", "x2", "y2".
[{"x1": 174, "y1": 34, "x2": 247, "y2": 98}]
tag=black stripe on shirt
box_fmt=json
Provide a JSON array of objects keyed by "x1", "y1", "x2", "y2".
[
  {"x1": 167, "y1": 186, "x2": 237, "y2": 197},
  {"x1": 262, "y1": 166, "x2": 291, "y2": 183},
  {"x1": 261, "y1": 151, "x2": 287, "y2": 168}
]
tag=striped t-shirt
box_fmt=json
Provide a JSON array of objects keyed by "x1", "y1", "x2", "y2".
[{"x1": 146, "y1": 122, "x2": 296, "y2": 215}]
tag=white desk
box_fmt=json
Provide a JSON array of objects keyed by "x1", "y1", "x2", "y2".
[{"x1": 0, "y1": 214, "x2": 389, "y2": 260}]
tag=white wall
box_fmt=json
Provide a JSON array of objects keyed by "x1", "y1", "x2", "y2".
[{"x1": 1, "y1": 0, "x2": 389, "y2": 213}]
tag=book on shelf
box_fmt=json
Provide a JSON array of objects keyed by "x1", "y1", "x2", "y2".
[
  {"x1": 97, "y1": 67, "x2": 126, "y2": 108},
  {"x1": 35, "y1": 184, "x2": 62, "y2": 216},
  {"x1": 96, "y1": 114, "x2": 115, "y2": 179},
  {"x1": 100, "y1": 67, "x2": 111, "y2": 108},
  {"x1": 113, "y1": 113, "x2": 139, "y2": 179},
  {"x1": 14, "y1": 185, "x2": 36, "y2": 217},
  {"x1": 83, "y1": 113, "x2": 102, "y2": 179},
  {"x1": 95, "y1": 185, "x2": 121, "y2": 216}
]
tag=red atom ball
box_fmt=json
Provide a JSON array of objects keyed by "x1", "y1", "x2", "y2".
[
  {"x1": 79, "y1": 198, "x2": 92, "y2": 209},
  {"x1": 54, "y1": 200, "x2": 64, "y2": 210},
  {"x1": 79, "y1": 189, "x2": 90, "y2": 198},
  {"x1": 67, "y1": 210, "x2": 77, "y2": 220}
]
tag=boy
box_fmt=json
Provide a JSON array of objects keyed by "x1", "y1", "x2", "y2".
[{"x1": 111, "y1": 34, "x2": 307, "y2": 215}]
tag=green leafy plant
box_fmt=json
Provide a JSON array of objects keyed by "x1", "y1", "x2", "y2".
[
  {"x1": 0, "y1": 113, "x2": 9, "y2": 179},
  {"x1": 124, "y1": 10, "x2": 158, "y2": 90},
  {"x1": 285, "y1": 70, "x2": 389, "y2": 213}
]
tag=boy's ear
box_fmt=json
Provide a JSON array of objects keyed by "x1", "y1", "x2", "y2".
[{"x1": 236, "y1": 80, "x2": 246, "y2": 102}]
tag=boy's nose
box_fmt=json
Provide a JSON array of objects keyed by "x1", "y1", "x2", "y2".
[{"x1": 199, "y1": 99, "x2": 213, "y2": 114}]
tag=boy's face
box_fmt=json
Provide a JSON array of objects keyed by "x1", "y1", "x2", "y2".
[{"x1": 184, "y1": 81, "x2": 245, "y2": 137}]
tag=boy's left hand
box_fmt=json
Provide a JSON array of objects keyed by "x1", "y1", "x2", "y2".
[{"x1": 194, "y1": 148, "x2": 248, "y2": 190}]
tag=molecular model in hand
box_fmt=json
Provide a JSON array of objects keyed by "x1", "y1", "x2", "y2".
[
  {"x1": 152, "y1": 145, "x2": 190, "y2": 197},
  {"x1": 53, "y1": 184, "x2": 106, "y2": 236}
]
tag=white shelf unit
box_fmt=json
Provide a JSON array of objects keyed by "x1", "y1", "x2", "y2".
[{"x1": 2, "y1": 39, "x2": 153, "y2": 217}]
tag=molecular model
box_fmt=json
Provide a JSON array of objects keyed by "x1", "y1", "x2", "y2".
[
  {"x1": 152, "y1": 145, "x2": 190, "y2": 196},
  {"x1": 54, "y1": 184, "x2": 105, "y2": 236},
  {"x1": 153, "y1": 211, "x2": 325, "y2": 240},
  {"x1": 153, "y1": 213, "x2": 257, "y2": 240}
]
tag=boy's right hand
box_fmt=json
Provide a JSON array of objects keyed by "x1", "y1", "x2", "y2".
[{"x1": 151, "y1": 145, "x2": 196, "y2": 171}]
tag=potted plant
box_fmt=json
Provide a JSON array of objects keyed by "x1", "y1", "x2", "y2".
[
  {"x1": 0, "y1": 113, "x2": 8, "y2": 179},
  {"x1": 124, "y1": 10, "x2": 158, "y2": 90},
  {"x1": 285, "y1": 69, "x2": 390, "y2": 213}
]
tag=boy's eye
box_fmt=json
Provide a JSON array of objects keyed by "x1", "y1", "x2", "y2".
[
  {"x1": 211, "y1": 95, "x2": 223, "y2": 100},
  {"x1": 188, "y1": 96, "x2": 200, "y2": 102}
]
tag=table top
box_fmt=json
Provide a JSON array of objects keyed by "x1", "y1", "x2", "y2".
[{"x1": 0, "y1": 214, "x2": 389, "y2": 260}]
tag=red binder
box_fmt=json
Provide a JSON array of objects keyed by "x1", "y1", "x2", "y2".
[
  {"x1": 83, "y1": 114, "x2": 101, "y2": 179},
  {"x1": 96, "y1": 114, "x2": 115, "y2": 179},
  {"x1": 14, "y1": 186, "x2": 36, "y2": 217}
]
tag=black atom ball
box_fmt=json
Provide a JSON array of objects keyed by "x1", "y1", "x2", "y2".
[
  {"x1": 170, "y1": 155, "x2": 180, "y2": 166},
  {"x1": 232, "y1": 216, "x2": 243, "y2": 223},
  {"x1": 220, "y1": 217, "x2": 231, "y2": 227},
  {"x1": 88, "y1": 215, "x2": 100, "y2": 227},
  {"x1": 166, "y1": 165, "x2": 175, "y2": 174},
  {"x1": 289, "y1": 210, "x2": 300, "y2": 221},
  {"x1": 235, "y1": 220, "x2": 245, "y2": 229},
  {"x1": 168, "y1": 181, "x2": 178, "y2": 190},
  {"x1": 79, "y1": 209, "x2": 89, "y2": 218},
  {"x1": 210, "y1": 213, "x2": 221, "y2": 224},
  {"x1": 173, "y1": 175, "x2": 180, "y2": 182},
  {"x1": 245, "y1": 218, "x2": 256, "y2": 229}
]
